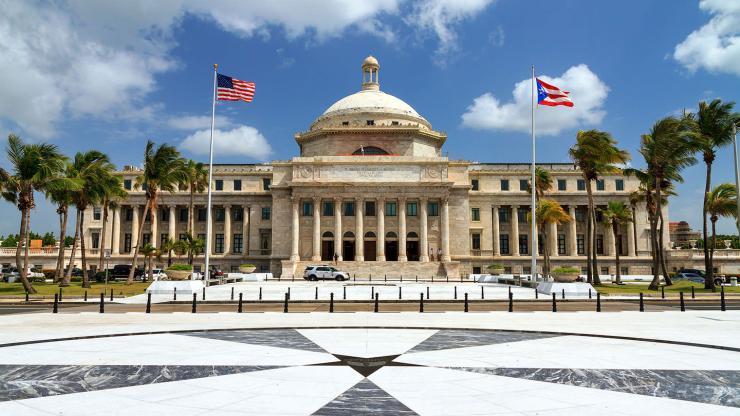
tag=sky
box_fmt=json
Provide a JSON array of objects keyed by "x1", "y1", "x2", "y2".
[{"x1": 1, "y1": 0, "x2": 739, "y2": 237}]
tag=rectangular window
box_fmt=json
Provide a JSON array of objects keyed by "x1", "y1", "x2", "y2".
[
  {"x1": 517, "y1": 207, "x2": 527, "y2": 222},
  {"x1": 233, "y1": 179, "x2": 242, "y2": 191},
  {"x1": 519, "y1": 179, "x2": 528, "y2": 191},
  {"x1": 471, "y1": 207, "x2": 480, "y2": 221},
  {"x1": 125, "y1": 208, "x2": 133, "y2": 221},
  {"x1": 499, "y1": 207, "x2": 510, "y2": 223},
  {"x1": 179, "y1": 208, "x2": 188, "y2": 222},
  {"x1": 159, "y1": 233, "x2": 167, "y2": 247},
  {"x1": 471, "y1": 179, "x2": 479, "y2": 191},
  {"x1": 197, "y1": 233, "x2": 206, "y2": 243},
  {"x1": 428, "y1": 202, "x2": 439, "y2": 216},
  {"x1": 215, "y1": 234, "x2": 224, "y2": 254},
  {"x1": 596, "y1": 179, "x2": 605, "y2": 191},
  {"x1": 558, "y1": 179, "x2": 567, "y2": 191},
  {"x1": 621, "y1": 266, "x2": 629, "y2": 275},
  {"x1": 179, "y1": 233, "x2": 186, "y2": 241},
  {"x1": 519, "y1": 234, "x2": 528, "y2": 255},
  {"x1": 500, "y1": 179, "x2": 510, "y2": 191},
  {"x1": 577, "y1": 234, "x2": 585, "y2": 255},
  {"x1": 215, "y1": 208, "x2": 225, "y2": 222},
  {"x1": 500, "y1": 234, "x2": 510, "y2": 255},
  {"x1": 322, "y1": 201, "x2": 334, "y2": 216},
  {"x1": 601, "y1": 267, "x2": 609, "y2": 275},
  {"x1": 142, "y1": 233, "x2": 151, "y2": 246},
  {"x1": 407, "y1": 202, "x2": 418, "y2": 216},
  {"x1": 615, "y1": 179, "x2": 624, "y2": 191},
  {"x1": 386, "y1": 201, "x2": 397, "y2": 216},
  {"x1": 471, "y1": 233, "x2": 481, "y2": 250},
  {"x1": 91, "y1": 232, "x2": 100, "y2": 249},
  {"x1": 343, "y1": 201, "x2": 355, "y2": 216},
  {"x1": 233, "y1": 207, "x2": 243, "y2": 222},
  {"x1": 124, "y1": 233, "x2": 132, "y2": 252},
  {"x1": 262, "y1": 178, "x2": 271, "y2": 191},
  {"x1": 472, "y1": 266, "x2": 481, "y2": 274},
  {"x1": 577, "y1": 179, "x2": 586, "y2": 191},
  {"x1": 538, "y1": 233, "x2": 544, "y2": 255},
  {"x1": 302, "y1": 201, "x2": 313, "y2": 216},
  {"x1": 198, "y1": 208, "x2": 207, "y2": 222},
  {"x1": 524, "y1": 266, "x2": 531, "y2": 274},
  {"x1": 123, "y1": 179, "x2": 132, "y2": 190},
  {"x1": 596, "y1": 234, "x2": 604, "y2": 255},
  {"x1": 158, "y1": 208, "x2": 167, "y2": 222},
  {"x1": 259, "y1": 229, "x2": 271, "y2": 252},
  {"x1": 575, "y1": 207, "x2": 586, "y2": 222},
  {"x1": 365, "y1": 201, "x2": 376, "y2": 216},
  {"x1": 261, "y1": 207, "x2": 271, "y2": 220},
  {"x1": 366, "y1": 119, "x2": 375, "y2": 125},
  {"x1": 215, "y1": 180, "x2": 223, "y2": 191},
  {"x1": 233, "y1": 234, "x2": 243, "y2": 254},
  {"x1": 595, "y1": 209, "x2": 604, "y2": 223},
  {"x1": 558, "y1": 234, "x2": 566, "y2": 255},
  {"x1": 93, "y1": 207, "x2": 102, "y2": 221}
]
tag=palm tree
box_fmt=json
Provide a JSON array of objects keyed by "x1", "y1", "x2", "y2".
[
  {"x1": 64, "y1": 151, "x2": 115, "y2": 288},
  {"x1": 97, "y1": 174, "x2": 127, "y2": 273},
  {"x1": 160, "y1": 237, "x2": 178, "y2": 267},
  {"x1": 706, "y1": 184, "x2": 738, "y2": 280},
  {"x1": 182, "y1": 160, "x2": 208, "y2": 234},
  {"x1": 628, "y1": 190, "x2": 642, "y2": 254},
  {"x1": 46, "y1": 162, "x2": 75, "y2": 283},
  {"x1": 139, "y1": 243, "x2": 160, "y2": 282},
  {"x1": 180, "y1": 232, "x2": 205, "y2": 265},
  {"x1": 601, "y1": 201, "x2": 632, "y2": 285},
  {"x1": 1, "y1": 135, "x2": 76, "y2": 294},
  {"x1": 688, "y1": 99, "x2": 738, "y2": 290},
  {"x1": 569, "y1": 130, "x2": 630, "y2": 285},
  {"x1": 528, "y1": 166, "x2": 553, "y2": 198},
  {"x1": 529, "y1": 199, "x2": 572, "y2": 277},
  {"x1": 127, "y1": 141, "x2": 186, "y2": 284}
]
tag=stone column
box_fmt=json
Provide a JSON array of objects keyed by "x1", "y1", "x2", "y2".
[
  {"x1": 355, "y1": 197, "x2": 364, "y2": 262},
  {"x1": 492, "y1": 205, "x2": 500, "y2": 256},
  {"x1": 312, "y1": 197, "x2": 321, "y2": 261},
  {"x1": 334, "y1": 198, "x2": 342, "y2": 261},
  {"x1": 112, "y1": 205, "x2": 121, "y2": 254},
  {"x1": 398, "y1": 198, "x2": 407, "y2": 262},
  {"x1": 224, "y1": 204, "x2": 232, "y2": 255},
  {"x1": 168, "y1": 205, "x2": 176, "y2": 241},
  {"x1": 150, "y1": 207, "x2": 158, "y2": 248},
  {"x1": 511, "y1": 205, "x2": 520, "y2": 256},
  {"x1": 131, "y1": 205, "x2": 140, "y2": 248},
  {"x1": 605, "y1": 221, "x2": 615, "y2": 256},
  {"x1": 377, "y1": 197, "x2": 385, "y2": 261},
  {"x1": 627, "y1": 221, "x2": 636, "y2": 257},
  {"x1": 243, "y1": 205, "x2": 250, "y2": 256},
  {"x1": 441, "y1": 198, "x2": 451, "y2": 261},
  {"x1": 420, "y1": 197, "x2": 429, "y2": 262},
  {"x1": 549, "y1": 221, "x2": 559, "y2": 257},
  {"x1": 291, "y1": 198, "x2": 299, "y2": 261},
  {"x1": 568, "y1": 205, "x2": 578, "y2": 256}
]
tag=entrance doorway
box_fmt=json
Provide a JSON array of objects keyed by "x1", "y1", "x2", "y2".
[
  {"x1": 321, "y1": 231, "x2": 334, "y2": 261},
  {"x1": 385, "y1": 232, "x2": 398, "y2": 261},
  {"x1": 343, "y1": 231, "x2": 355, "y2": 261},
  {"x1": 406, "y1": 232, "x2": 419, "y2": 261},
  {"x1": 364, "y1": 232, "x2": 377, "y2": 261}
]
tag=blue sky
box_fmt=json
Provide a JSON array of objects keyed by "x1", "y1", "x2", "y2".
[{"x1": 1, "y1": 0, "x2": 739, "y2": 236}]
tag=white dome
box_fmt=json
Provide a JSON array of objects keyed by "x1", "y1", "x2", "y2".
[{"x1": 323, "y1": 89, "x2": 421, "y2": 118}]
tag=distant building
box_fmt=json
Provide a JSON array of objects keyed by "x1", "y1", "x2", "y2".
[{"x1": 669, "y1": 221, "x2": 701, "y2": 248}]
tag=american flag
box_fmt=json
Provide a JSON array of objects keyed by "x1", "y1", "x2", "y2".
[{"x1": 217, "y1": 73, "x2": 255, "y2": 102}]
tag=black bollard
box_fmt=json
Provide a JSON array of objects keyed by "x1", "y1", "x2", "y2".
[
  {"x1": 53, "y1": 293, "x2": 58, "y2": 313},
  {"x1": 680, "y1": 291, "x2": 685, "y2": 312},
  {"x1": 399, "y1": 286, "x2": 402, "y2": 300},
  {"x1": 110, "y1": 288, "x2": 113, "y2": 301},
  {"x1": 588, "y1": 288, "x2": 592, "y2": 299},
  {"x1": 329, "y1": 292, "x2": 334, "y2": 313},
  {"x1": 400, "y1": 275, "x2": 403, "y2": 283},
  {"x1": 481, "y1": 286, "x2": 484, "y2": 300},
  {"x1": 661, "y1": 286, "x2": 665, "y2": 299},
  {"x1": 343, "y1": 286, "x2": 346, "y2": 300},
  {"x1": 191, "y1": 293, "x2": 197, "y2": 313},
  {"x1": 415, "y1": 275, "x2": 418, "y2": 282},
  {"x1": 59, "y1": 287, "x2": 63, "y2": 302},
  {"x1": 146, "y1": 293, "x2": 152, "y2": 313},
  {"x1": 508, "y1": 292, "x2": 513, "y2": 313},
  {"x1": 371, "y1": 286, "x2": 375, "y2": 300},
  {"x1": 419, "y1": 293, "x2": 424, "y2": 312},
  {"x1": 446, "y1": 275, "x2": 449, "y2": 283},
  {"x1": 238, "y1": 293, "x2": 243, "y2": 313},
  {"x1": 202, "y1": 287, "x2": 206, "y2": 301},
  {"x1": 284, "y1": 292, "x2": 289, "y2": 313},
  {"x1": 535, "y1": 288, "x2": 538, "y2": 299},
  {"x1": 464, "y1": 293, "x2": 469, "y2": 312},
  {"x1": 562, "y1": 288, "x2": 565, "y2": 300},
  {"x1": 454, "y1": 286, "x2": 457, "y2": 300},
  {"x1": 384, "y1": 274, "x2": 387, "y2": 282},
  {"x1": 691, "y1": 286, "x2": 695, "y2": 299},
  {"x1": 721, "y1": 286, "x2": 726, "y2": 311},
  {"x1": 287, "y1": 287, "x2": 291, "y2": 300},
  {"x1": 84, "y1": 290, "x2": 87, "y2": 302},
  {"x1": 315, "y1": 287, "x2": 318, "y2": 300},
  {"x1": 597, "y1": 292, "x2": 602, "y2": 312},
  {"x1": 173, "y1": 287, "x2": 177, "y2": 301},
  {"x1": 552, "y1": 292, "x2": 557, "y2": 312},
  {"x1": 426, "y1": 286, "x2": 430, "y2": 300},
  {"x1": 231, "y1": 287, "x2": 234, "y2": 301},
  {"x1": 508, "y1": 286, "x2": 512, "y2": 295},
  {"x1": 374, "y1": 293, "x2": 379, "y2": 313},
  {"x1": 25, "y1": 291, "x2": 29, "y2": 303},
  {"x1": 431, "y1": 275, "x2": 434, "y2": 283},
  {"x1": 259, "y1": 287, "x2": 262, "y2": 300},
  {"x1": 639, "y1": 292, "x2": 644, "y2": 312},
  {"x1": 100, "y1": 293, "x2": 105, "y2": 313}
]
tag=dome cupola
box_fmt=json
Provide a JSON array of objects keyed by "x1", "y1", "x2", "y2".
[{"x1": 361, "y1": 55, "x2": 380, "y2": 91}]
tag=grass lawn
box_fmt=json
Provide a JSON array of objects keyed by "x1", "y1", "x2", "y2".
[
  {"x1": 0, "y1": 281, "x2": 150, "y2": 298},
  {"x1": 595, "y1": 280, "x2": 740, "y2": 295}
]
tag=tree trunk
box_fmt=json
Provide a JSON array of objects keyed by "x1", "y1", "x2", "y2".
[
  {"x1": 168, "y1": 251, "x2": 172, "y2": 267},
  {"x1": 189, "y1": 188, "x2": 195, "y2": 235},
  {"x1": 585, "y1": 180, "x2": 594, "y2": 284},
  {"x1": 22, "y1": 208, "x2": 34, "y2": 292},
  {"x1": 148, "y1": 255, "x2": 154, "y2": 282},
  {"x1": 710, "y1": 218, "x2": 717, "y2": 291},
  {"x1": 127, "y1": 204, "x2": 150, "y2": 284},
  {"x1": 631, "y1": 204, "x2": 638, "y2": 255},
  {"x1": 55, "y1": 207, "x2": 68, "y2": 282},
  {"x1": 16, "y1": 206, "x2": 36, "y2": 294},
  {"x1": 648, "y1": 214, "x2": 660, "y2": 291},
  {"x1": 658, "y1": 210, "x2": 672, "y2": 286},
  {"x1": 541, "y1": 223, "x2": 550, "y2": 277},
  {"x1": 586, "y1": 180, "x2": 600, "y2": 285},
  {"x1": 702, "y1": 161, "x2": 713, "y2": 290},
  {"x1": 614, "y1": 222, "x2": 622, "y2": 285},
  {"x1": 80, "y1": 210, "x2": 91, "y2": 288},
  {"x1": 64, "y1": 209, "x2": 81, "y2": 285},
  {"x1": 99, "y1": 201, "x2": 109, "y2": 271}
]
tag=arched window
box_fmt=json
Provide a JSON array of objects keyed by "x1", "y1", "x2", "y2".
[
  {"x1": 407, "y1": 232, "x2": 419, "y2": 239},
  {"x1": 343, "y1": 231, "x2": 355, "y2": 239},
  {"x1": 352, "y1": 146, "x2": 388, "y2": 155},
  {"x1": 322, "y1": 231, "x2": 334, "y2": 239},
  {"x1": 386, "y1": 231, "x2": 398, "y2": 239},
  {"x1": 364, "y1": 231, "x2": 376, "y2": 238}
]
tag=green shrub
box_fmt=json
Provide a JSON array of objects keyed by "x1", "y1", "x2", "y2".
[
  {"x1": 70, "y1": 276, "x2": 82, "y2": 282},
  {"x1": 239, "y1": 263, "x2": 256, "y2": 268},
  {"x1": 487, "y1": 264, "x2": 504, "y2": 270},
  {"x1": 552, "y1": 267, "x2": 580, "y2": 274},
  {"x1": 42, "y1": 270, "x2": 57, "y2": 280},
  {"x1": 94, "y1": 272, "x2": 108, "y2": 283},
  {"x1": 167, "y1": 263, "x2": 193, "y2": 271}
]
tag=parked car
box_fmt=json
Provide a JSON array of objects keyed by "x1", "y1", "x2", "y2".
[
  {"x1": 2, "y1": 267, "x2": 43, "y2": 281},
  {"x1": 150, "y1": 269, "x2": 167, "y2": 281},
  {"x1": 303, "y1": 265, "x2": 350, "y2": 281},
  {"x1": 676, "y1": 268, "x2": 723, "y2": 286},
  {"x1": 110, "y1": 264, "x2": 145, "y2": 280},
  {"x1": 674, "y1": 272, "x2": 704, "y2": 284},
  {"x1": 63, "y1": 267, "x2": 84, "y2": 277}
]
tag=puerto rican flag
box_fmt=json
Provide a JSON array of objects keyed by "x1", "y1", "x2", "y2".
[{"x1": 536, "y1": 78, "x2": 573, "y2": 107}]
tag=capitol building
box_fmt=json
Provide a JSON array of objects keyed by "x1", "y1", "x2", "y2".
[{"x1": 78, "y1": 56, "x2": 669, "y2": 278}]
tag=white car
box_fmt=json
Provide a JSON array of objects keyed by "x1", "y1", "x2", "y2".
[
  {"x1": 303, "y1": 265, "x2": 350, "y2": 281},
  {"x1": 151, "y1": 269, "x2": 167, "y2": 281}
]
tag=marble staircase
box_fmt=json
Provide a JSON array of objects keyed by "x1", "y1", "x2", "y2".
[{"x1": 281, "y1": 260, "x2": 460, "y2": 280}]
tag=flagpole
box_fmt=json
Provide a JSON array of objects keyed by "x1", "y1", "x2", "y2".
[
  {"x1": 531, "y1": 65, "x2": 537, "y2": 281},
  {"x1": 204, "y1": 63, "x2": 218, "y2": 286}
]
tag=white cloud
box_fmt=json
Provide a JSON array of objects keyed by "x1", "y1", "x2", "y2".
[
  {"x1": 674, "y1": 0, "x2": 740, "y2": 76},
  {"x1": 407, "y1": 0, "x2": 496, "y2": 60},
  {"x1": 488, "y1": 25, "x2": 504, "y2": 47},
  {"x1": 180, "y1": 125, "x2": 272, "y2": 160},
  {"x1": 166, "y1": 115, "x2": 234, "y2": 130},
  {"x1": 461, "y1": 64, "x2": 609, "y2": 135}
]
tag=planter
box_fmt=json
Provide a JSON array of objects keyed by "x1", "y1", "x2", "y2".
[
  {"x1": 239, "y1": 265, "x2": 256, "y2": 273},
  {"x1": 552, "y1": 273, "x2": 580, "y2": 283},
  {"x1": 489, "y1": 269, "x2": 502, "y2": 276},
  {"x1": 166, "y1": 269, "x2": 192, "y2": 280}
]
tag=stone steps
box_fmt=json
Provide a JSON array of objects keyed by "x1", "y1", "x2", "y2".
[{"x1": 284, "y1": 260, "x2": 458, "y2": 279}]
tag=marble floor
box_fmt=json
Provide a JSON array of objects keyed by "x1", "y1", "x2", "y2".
[{"x1": 1, "y1": 324, "x2": 739, "y2": 415}]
